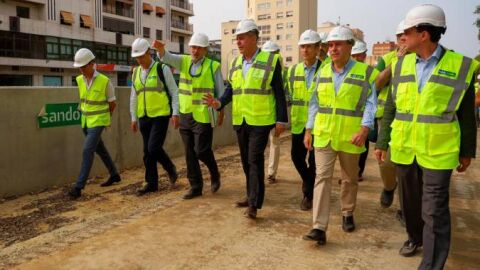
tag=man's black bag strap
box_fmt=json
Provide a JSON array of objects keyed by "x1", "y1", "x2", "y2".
[{"x1": 156, "y1": 62, "x2": 173, "y2": 116}]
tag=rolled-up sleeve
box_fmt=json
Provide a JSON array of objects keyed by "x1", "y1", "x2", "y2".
[
  {"x1": 361, "y1": 83, "x2": 378, "y2": 130},
  {"x1": 129, "y1": 86, "x2": 137, "y2": 122},
  {"x1": 159, "y1": 51, "x2": 183, "y2": 70}
]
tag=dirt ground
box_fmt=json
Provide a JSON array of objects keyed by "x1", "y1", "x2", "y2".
[{"x1": 0, "y1": 133, "x2": 479, "y2": 270}]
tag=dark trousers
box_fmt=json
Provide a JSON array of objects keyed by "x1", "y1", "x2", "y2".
[
  {"x1": 358, "y1": 141, "x2": 369, "y2": 177},
  {"x1": 396, "y1": 159, "x2": 452, "y2": 270},
  {"x1": 235, "y1": 122, "x2": 272, "y2": 209},
  {"x1": 139, "y1": 116, "x2": 176, "y2": 186},
  {"x1": 179, "y1": 113, "x2": 219, "y2": 192},
  {"x1": 291, "y1": 130, "x2": 315, "y2": 200}
]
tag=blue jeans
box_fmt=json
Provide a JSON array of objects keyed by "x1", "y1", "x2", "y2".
[{"x1": 75, "y1": 126, "x2": 118, "y2": 189}]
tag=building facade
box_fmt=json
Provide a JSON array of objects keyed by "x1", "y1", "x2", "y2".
[
  {"x1": 0, "y1": 0, "x2": 194, "y2": 86},
  {"x1": 220, "y1": 20, "x2": 240, "y2": 79}
]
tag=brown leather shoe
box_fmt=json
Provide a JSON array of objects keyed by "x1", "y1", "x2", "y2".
[
  {"x1": 300, "y1": 197, "x2": 312, "y2": 211},
  {"x1": 235, "y1": 198, "x2": 249, "y2": 208},
  {"x1": 245, "y1": 206, "x2": 257, "y2": 219}
]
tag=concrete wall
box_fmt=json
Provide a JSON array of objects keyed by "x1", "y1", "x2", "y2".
[{"x1": 0, "y1": 87, "x2": 237, "y2": 197}]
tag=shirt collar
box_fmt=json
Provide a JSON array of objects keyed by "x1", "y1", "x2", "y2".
[
  {"x1": 331, "y1": 59, "x2": 354, "y2": 75},
  {"x1": 83, "y1": 70, "x2": 99, "y2": 82},
  {"x1": 303, "y1": 59, "x2": 319, "y2": 70},
  {"x1": 243, "y1": 48, "x2": 260, "y2": 64},
  {"x1": 416, "y1": 45, "x2": 442, "y2": 63}
]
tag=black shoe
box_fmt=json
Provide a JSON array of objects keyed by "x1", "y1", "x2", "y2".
[
  {"x1": 235, "y1": 198, "x2": 249, "y2": 208},
  {"x1": 380, "y1": 188, "x2": 395, "y2": 208},
  {"x1": 267, "y1": 175, "x2": 276, "y2": 184},
  {"x1": 399, "y1": 240, "x2": 421, "y2": 257},
  {"x1": 300, "y1": 197, "x2": 312, "y2": 211},
  {"x1": 137, "y1": 184, "x2": 158, "y2": 196},
  {"x1": 245, "y1": 206, "x2": 257, "y2": 219},
  {"x1": 211, "y1": 173, "x2": 221, "y2": 193},
  {"x1": 342, "y1": 216, "x2": 355, "y2": 232},
  {"x1": 168, "y1": 167, "x2": 178, "y2": 185},
  {"x1": 396, "y1": 210, "x2": 406, "y2": 227},
  {"x1": 68, "y1": 187, "x2": 81, "y2": 199},
  {"x1": 183, "y1": 189, "x2": 202, "y2": 200},
  {"x1": 100, "y1": 174, "x2": 121, "y2": 187},
  {"x1": 303, "y1": 229, "x2": 326, "y2": 245}
]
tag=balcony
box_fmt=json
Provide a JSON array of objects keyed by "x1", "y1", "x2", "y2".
[
  {"x1": 103, "y1": 4, "x2": 134, "y2": 18},
  {"x1": 170, "y1": 0, "x2": 194, "y2": 16},
  {"x1": 171, "y1": 20, "x2": 193, "y2": 35}
]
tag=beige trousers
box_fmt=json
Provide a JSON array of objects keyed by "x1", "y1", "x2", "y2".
[
  {"x1": 267, "y1": 129, "x2": 280, "y2": 177},
  {"x1": 312, "y1": 144, "x2": 360, "y2": 231}
]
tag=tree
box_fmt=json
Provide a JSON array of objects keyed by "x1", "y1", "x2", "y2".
[{"x1": 475, "y1": 5, "x2": 480, "y2": 41}]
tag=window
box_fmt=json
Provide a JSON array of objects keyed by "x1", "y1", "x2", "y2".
[
  {"x1": 285, "y1": 34, "x2": 292, "y2": 40},
  {"x1": 286, "y1": 45, "x2": 293, "y2": 51},
  {"x1": 223, "y1": 29, "x2": 229, "y2": 35},
  {"x1": 16, "y1": 6, "x2": 30, "y2": 19},
  {"x1": 107, "y1": 46, "x2": 118, "y2": 63},
  {"x1": 46, "y1": 37, "x2": 60, "y2": 59},
  {"x1": 286, "y1": 11, "x2": 293, "y2": 17},
  {"x1": 72, "y1": 76, "x2": 78, "y2": 86},
  {"x1": 276, "y1": 23, "x2": 284, "y2": 30},
  {"x1": 257, "y1": 14, "x2": 271, "y2": 20},
  {"x1": 258, "y1": 36, "x2": 270, "y2": 45},
  {"x1": 276, "y1": 35, "x2": 281, "y2": 41},
  {"x1": 156, "y1": 29, "x2": 163, "y2": 40},
  {"x1": 276, "y1": 12, "x2": 283, "y2": 18},
  {"x1": 118, "y1": 47, "x2": 128, "y2": 65},
  {"x1": 0, "y1": 75, "x2": 32, "y2": 86},
  {"x1": 286, "y1": 56, "x2": 292, "y2": 62},
  {"x1": 286, "y1": 22, "x2": 294, "y2": 29},
  {"x1": 60, "y1": 11, "x2": 74, "y2": 25},
  {"x1": 232, "y1": 29, "x2": 236, "y2": 34},
  {"x1": 286, "y1": 0, "x2": 293, "y2": 6},
  {"x1": 258, "y1": 25, "x2": 271, "y2": 35},
  {"x1": 59, "y1": 38, "x2": 72, "y2": 60},
  {"x1": 276, "y1": 1, "x2": 283, "y2": 8},
  {"x1": 143, "y1": 27, "x2": 150, "y2": 38},
  {"x1": 43, "y1": 76, "x2": 63, "y2": 86},
  {"x1": 257, "y1": 2, "x2": 271, "y2": 10}
]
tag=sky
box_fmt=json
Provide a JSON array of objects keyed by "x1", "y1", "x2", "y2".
[{"x1": 189, "y1": 0, "x2": 480, "y2": 58}]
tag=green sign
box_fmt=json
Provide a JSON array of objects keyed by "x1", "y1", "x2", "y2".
[{"x1": 38, "y1": 103, "x2": 81, "y2": 128}]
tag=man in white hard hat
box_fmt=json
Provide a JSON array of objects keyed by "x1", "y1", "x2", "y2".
[
  {"x1": 285, "y1": 29, "x2": 321, "y2": 211},
  {"x1": 375, "y1": 4, "x2": 479, "y2": 267},
  {"x1": 130, "y1": 37, "x2": 180, "y2": 196},
  {"x1": 374, "y1": 20, "x2": 408, "y2": 226},
  {"x1": 68, "y1": 48, "x2": 121, "y2": 199},
  {"x1": 261, "y1": 40, "x2": 282, "y2": 184},
  {"x1": 303, "y1": 26, "x2": 378, "y2": 245},
  {"x1": 317, "y1": 32, "x2": 331, "y2": 68},
  {"x1": 152, "y1": 33, "x2": 223, "y2": 199},
  {"x1": 204, "y1": 19, "x2": 288, "y2": 219}
]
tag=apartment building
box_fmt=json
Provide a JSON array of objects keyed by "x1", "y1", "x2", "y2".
[{"x1": 0, "y1": 0, "x2": 194, "y2": 86}]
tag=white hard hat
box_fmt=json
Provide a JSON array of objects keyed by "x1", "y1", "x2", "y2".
[
  {"x1": 403, "y1": 4, "x2": 446, "y2": 30},
  {"x1": 189, "y1": 33, "x2": 209, "y2": 47},
  {"x1": 318, "y1": 32, "x2": 329, "y2": 43},
  {"x1": 235, "y1": 19, "x2": 258, "y2": 36},
  {"x1": 326, "y1": 26, "x2": 354, "y2": 43},
  {"x1": 131, "y1": 38, "x2": 150, "y2": 58},
  {"x1": 351, "y1": 39, "x2": 367, "y2": 55},
  {"x1": 298, "y1": 29, "x2": 321, "y2": 45},
  {"x1": 262, "y1": 41, "x2": 280, "y2": 52},
  {"x1": 396, "y1": 20, "x2": 405, "y2": 35},
  {"x1": 73, "y1": 48, "x2": 95, "y2": 67}
]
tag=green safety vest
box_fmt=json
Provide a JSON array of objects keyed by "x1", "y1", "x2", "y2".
[
  {"x1": 178, "y1": 56, "x2": 219, "y2": 123},
  {"x1": 376, "y1": 50, "x2": 398, "y2": 118},
  {"x1": 389, "y1": 50, "x2": 479, "y2": 169},
  {"x1": 228, "y1": 51, "x2": 279, "y2": 126},
  {"x1": 132, "y1": 62, "x2": 171, "y2": 118},
  {"x1": 287, "y1": 62, "x2": 320, "y2": 134},
  {"x1": 320, "y1": 57, "x2": 331, "y2": 68},
  {"x1": 313, "y1": 61, "x2": 378, "y2": 153},
  {"x1": 77, "y1": 73, "x2": 111, "y2": 128}
]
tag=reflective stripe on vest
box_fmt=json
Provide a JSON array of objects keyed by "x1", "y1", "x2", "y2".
[
  {"x1": 389, "y1": 50, "x2": 479, "y2": 169},
  {"x1": 76, "y1": 73, "x2": 111, "y2": 128},
  {"x1": 228, "y1": 51, "x2": 278, "y2": 126},
  {"x1": 313, "y1": 62, "x2": 377, "y2": 154},
  {"x1": 132, "y1": 62, "x2": 171, "y2": 118},
  {"x1": 178, "y1": 56, "x2": 218, "y2": 123},
  {"x1": 287, "y1": 62, "x2": 320, "y2": 134}
]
